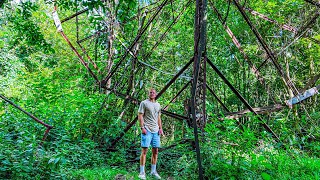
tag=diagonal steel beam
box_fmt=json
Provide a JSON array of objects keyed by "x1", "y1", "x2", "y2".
[
  {"x1": 61, "y1": 8, "x2": 89, "y2": 23},
  {"x1": 207, "y1": 58, "x2": 281, "y2": 141},
  {"x1": 0, "y1": 94, "x2": 53, "y2": 148},
  {"x1": 77, "y1": 41, "x2": 101, "y2": 72},
  {"x1": 233, "y1": 0, "x2": 297, "y2": 96},
  {"x1": 206, "y1": 85, "x2": 244, "y2": 129},
  {"x1": 206, "y1": 84, "x2": 230, "y2": 112},
  {"x1": 163, "y1": 80, "x2": 191, "y2": 110},
  {"x1": 222, "y1": 104, "x2": 284, "y2": 120},
  {"x1": 0, "y1": 94, "x2": 53, "y2": 129},
  {"x1": 60, "y1": 31, "x2": 99, "y2": 82},
  {"x1": 244, "y1": 7, "x2": 297, "y2": 33},
  {"x1": 209, "y1": 2, "x2": 279, "y2": 104}
]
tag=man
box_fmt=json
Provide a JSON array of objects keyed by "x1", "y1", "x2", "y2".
[{"x1": 138, "y1": 88, "x2": 164, "y2": 180}]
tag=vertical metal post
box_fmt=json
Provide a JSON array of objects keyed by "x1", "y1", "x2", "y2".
[{"x1": 191, "y1": 0, "x2": 207, "y2": 179}]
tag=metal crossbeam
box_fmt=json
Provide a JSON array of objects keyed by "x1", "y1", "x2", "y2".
[{"x1": 207, "y1": 58, "x2": 281, "y2": 141}]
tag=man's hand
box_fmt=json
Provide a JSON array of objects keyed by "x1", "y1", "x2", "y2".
[
  {"x1": 141, "y1": 127, "x2": 147, "y2": 134},
  {"x1": 158, "y1": 128, "x2": 164, "y2": 136}
]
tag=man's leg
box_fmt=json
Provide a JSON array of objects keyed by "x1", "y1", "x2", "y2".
[
  {"x1": 151, "y1": 147, "x2": 158, "y2": 172},
  {"x1": 139, "y1": 130, "x2": 151, "y2": 179},
  {"x1": 140, "y1": 148, "x2": 148, "y2": 175},
  {"x1": 150, "y1": 132, "x2": 161, "y2": 179}
]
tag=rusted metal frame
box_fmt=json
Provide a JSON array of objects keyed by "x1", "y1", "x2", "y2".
[
  {"x1": 255, "y1": 11, "x2": 319, "y2": 73},
  {"x1": 233, "y1": 0, "x2": 297, "y2": 96},
  {"x1": 207, "y1": 58, "x2": 281, "y2": 141},
  {"x1": 38, "y1": 127, "x2": 52, "y2": 148},
  {"x1": 206, "y1": 84, "x2": 230, "y2": 112},
  {"x1": 60, "y1": 31, "x2": 99, "y2": 82},
  {"x1": 61, "y1": 8, "x2": 89, "y2": 23},
  {"x1": 223, "y1": 83, "x2": 319, "y2": 120},
  {"x1": 203, "y1": 58, "x2": 207, "y2": 124},
  {"x1": 102, "y1": 0, "x2": 171, "y2": 86},
  {"x1": 209, "y1": 2, "x2": 274, "y2": 102},
  {"x1": 0, "y1": 94, "x2": 53, "y2": 146},
  {"x1": 191, "y1": 0, "x2": 206, "y2": 179},
  {"x1": 144, "y1": 0, "x2": 192, "y2": 61},
  {"x1": 244, "y1": 7, "x2": 297, "y2": 33},
  {"x1": 256, "y1": 29, "x2": 310, "y2": 73},
  {"x1": 163, "y1": 80, "x2": 191, "y2": 110},
  {"x1": 156, "y1": 58, "x2": 193, "y2": 99},
  {"x1": 304, "y1": 0, "x2": 320, "y2": 8},
  {"x1": 200, "y1": 56, "x2": 207, "y2": 128},
  {"x1": 137, "y1": 60, "x2": 191, "y2": 78},
  {"x1": 112, "y1": 59, "x2": 136, "y2": 91}
]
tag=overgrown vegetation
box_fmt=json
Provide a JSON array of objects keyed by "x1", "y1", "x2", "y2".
[{"x1": 1, "y1": 0, "x2": 319, "y2": 179}]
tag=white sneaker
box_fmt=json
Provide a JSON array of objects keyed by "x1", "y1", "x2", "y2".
[
  {"x1": 138, "y1": 173, "x2": 146, "y2": 180},
  {"x1": 150, "y1": 172, "x2": 161, "y2": 179}
]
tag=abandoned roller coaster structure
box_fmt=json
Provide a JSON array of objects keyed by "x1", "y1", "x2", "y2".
[
  {"x1": 1, "y1": 0, "x2": 319, "y2": 179},
  {"x1": 52, "y1": 0, "x2": 319, "y2": 179}
]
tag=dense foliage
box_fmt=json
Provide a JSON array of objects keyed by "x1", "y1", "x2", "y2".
[{"x1": 0, "y1": 0, "x2": 319, "y2": 179}]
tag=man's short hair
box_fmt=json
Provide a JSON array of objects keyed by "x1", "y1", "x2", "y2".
[{"x1": 149, "y1": 87, "x2": 156, "y2": 92}]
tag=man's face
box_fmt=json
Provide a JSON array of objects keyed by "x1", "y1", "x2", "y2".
[{"x1": 149, "y1": 89, "x2": 157, "y2": 99}]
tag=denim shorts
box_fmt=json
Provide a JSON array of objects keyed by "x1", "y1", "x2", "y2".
[{"x1": 141, "y1": 129, "x2": 161, "y2": 148}]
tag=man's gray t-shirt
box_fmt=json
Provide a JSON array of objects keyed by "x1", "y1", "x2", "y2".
[{"x1": 138, "y1": 99, "x2": 161, "y2": 133}]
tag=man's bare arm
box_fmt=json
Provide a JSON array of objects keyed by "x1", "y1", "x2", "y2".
[
  {"x1": 158, "y1": 113, "x2": 164, "y2": 135},
  {"x1": 139, "y1": 113, "x2": 147, "y2": 134}
]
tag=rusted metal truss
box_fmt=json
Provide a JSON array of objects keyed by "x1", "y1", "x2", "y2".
[{"x1": 52, "y1": 0, "x2": 320, "y2": 178}]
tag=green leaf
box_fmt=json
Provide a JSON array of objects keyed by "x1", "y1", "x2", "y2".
[
  {"x1": 261, "y1": 172, "x2": 271, "y2": 180},
  {"x1": 48, "y1": 158, "x2": 55, "y2": 164}
]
